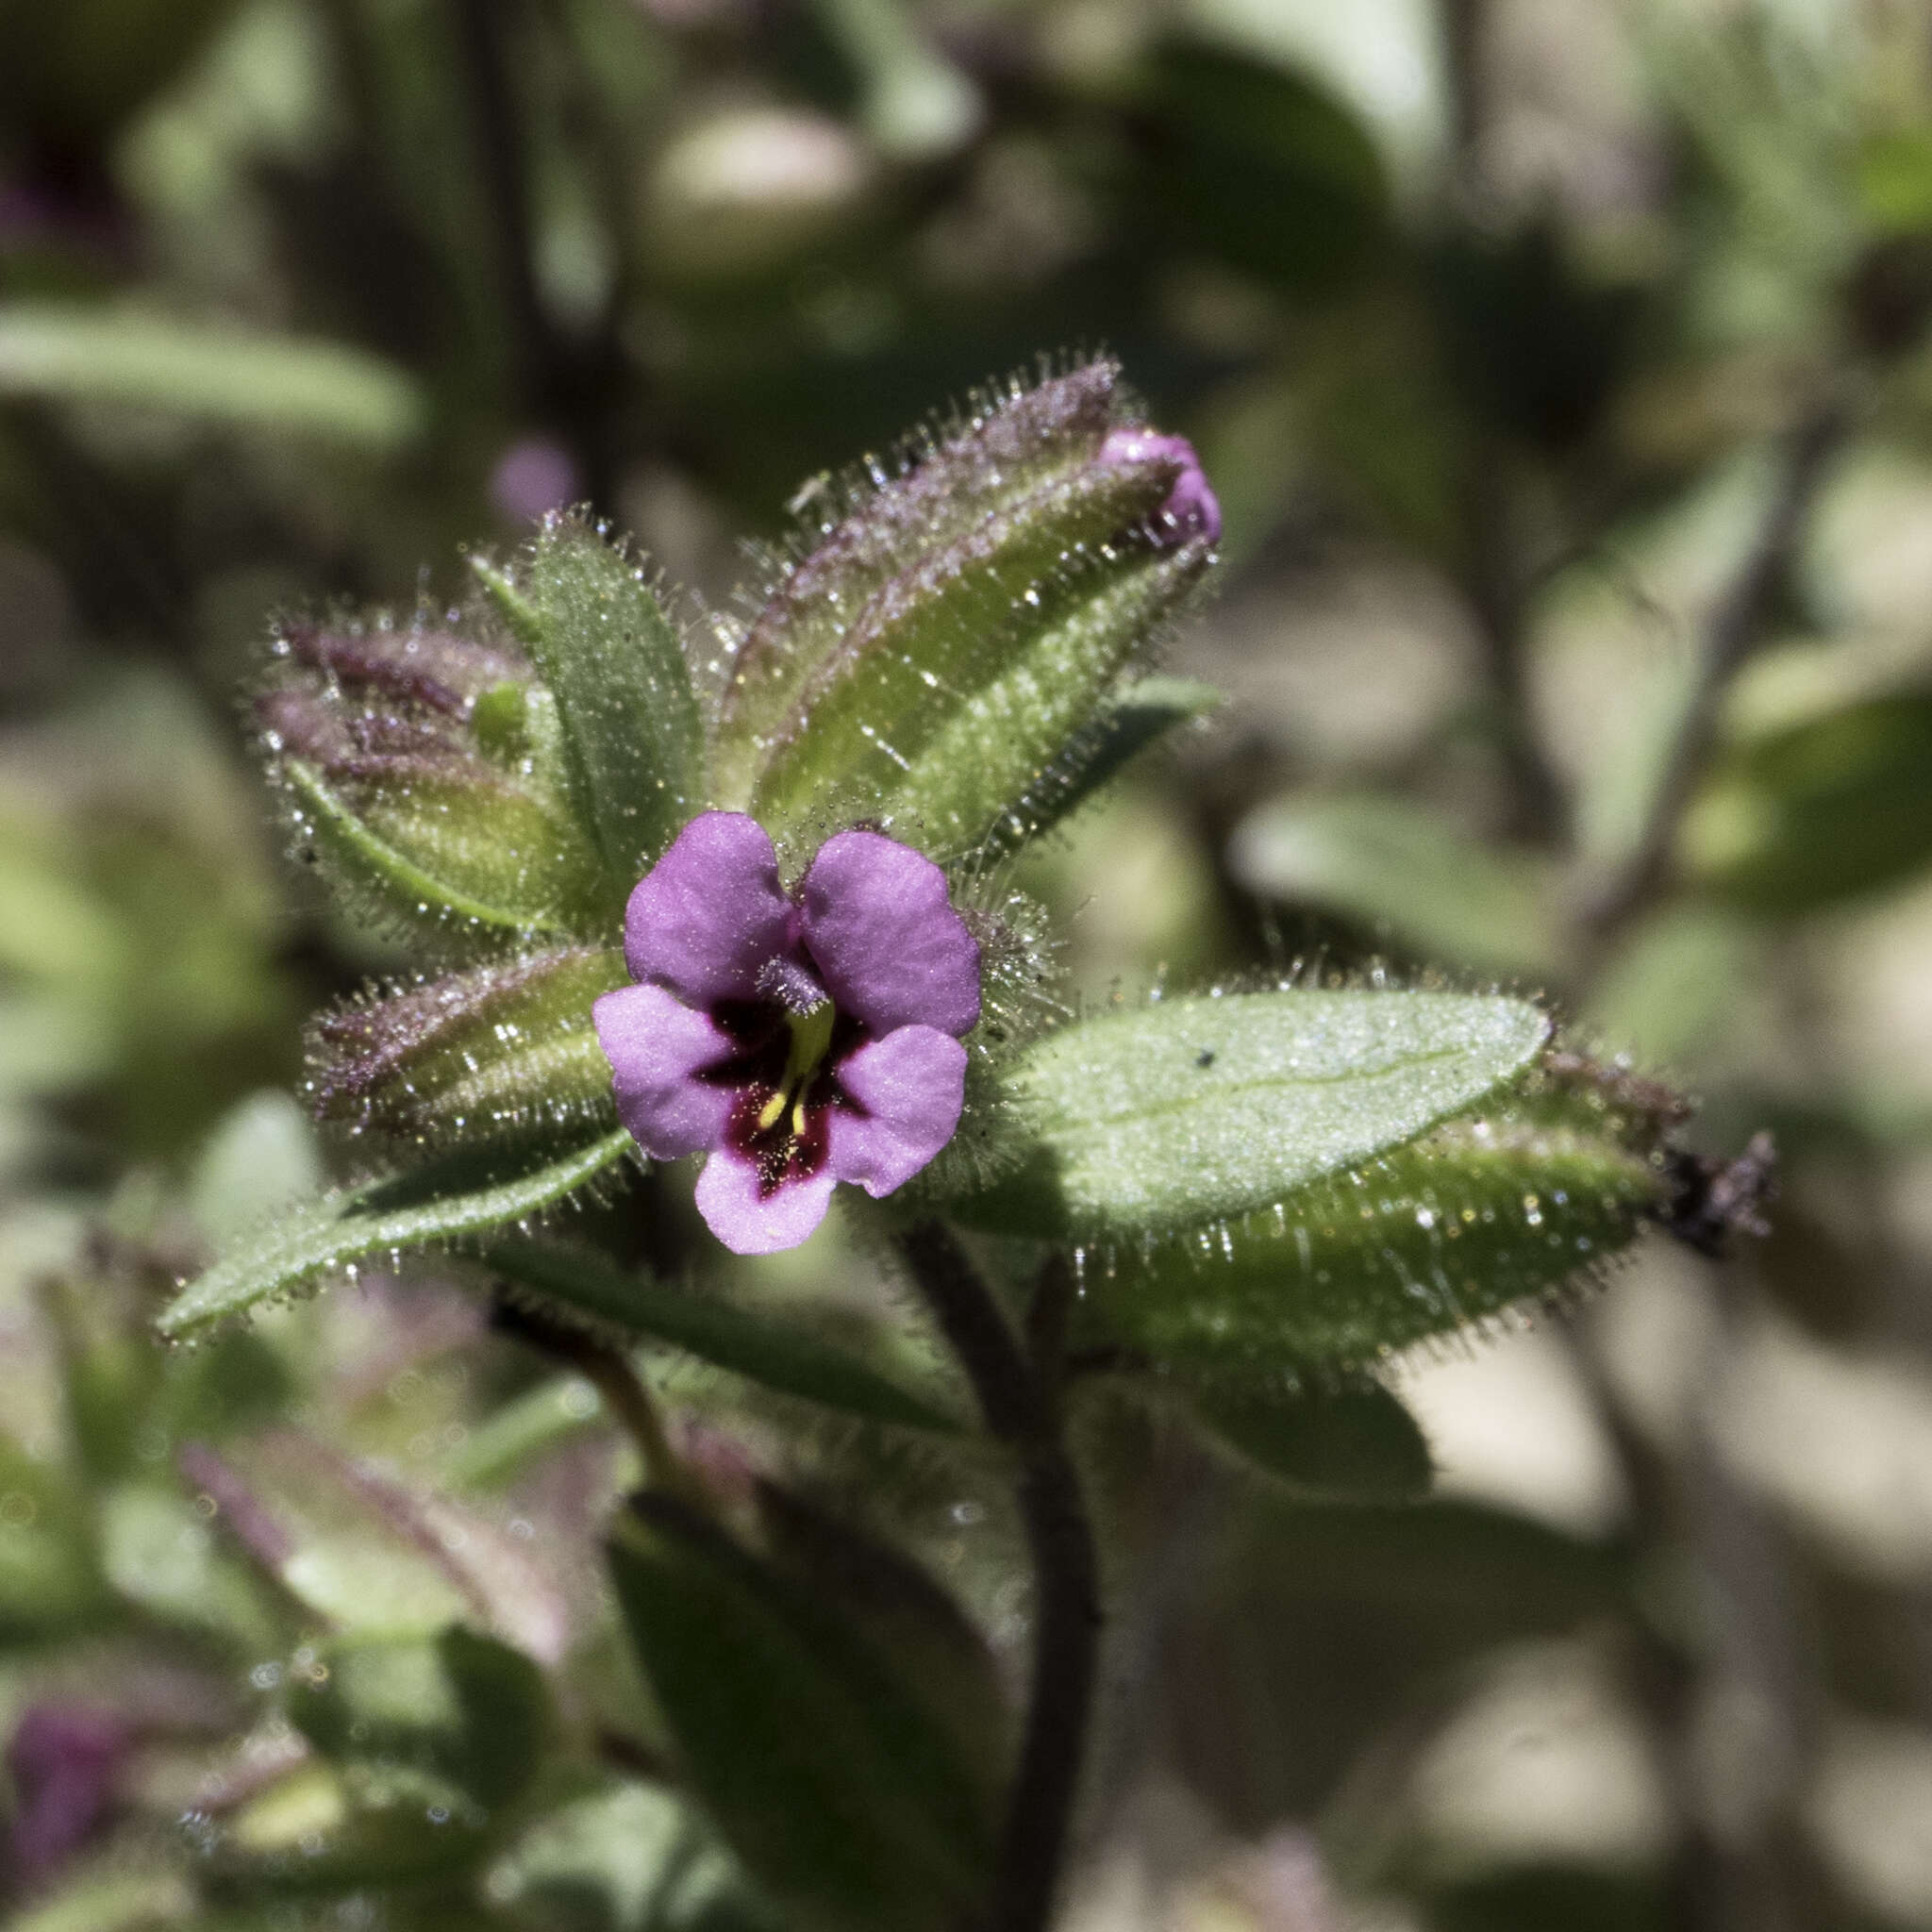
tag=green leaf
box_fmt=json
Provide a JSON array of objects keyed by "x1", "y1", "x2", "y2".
[
  {"x1": 1227, "y1": 791, "x2": 1562, "y2": 979},
  {"x1": 1145, "y1": 38, "x2": 1389, "y2": 293},
  {"x1": 1, "y1": 1870, "x2": 198, "y2": 1932},
  {"x1": 437, "y1": 1375, "x2": 606, "y2": 1491},
  {"x1": 1425, "y1": 1866, "x2": 1664, "y2": 1932},
  {"x1": 489, "y1": 1780, "x2": 779, "y2": 1932},
  {"x1": 2, "y1": 0, "x2": 242, "y2": 137},
  {"x1": 1078, "y1": 1112, "x2": 1660, "y2": 1372},
  {"x1": 291, "y1": 1625, "x2": 548, "y2": 1812},
  {"x1": 951, "y1": 989, "x2": 1550, "y2": 1241},
  {"x1": 219, "y1": 1758, "x2": 493, "y2": 1890},
  {"x1": 1859, "y1": 127, "x2": 1932, "y2": 234},
  {"x1": 0, "y1": 1441, "x2": 112, "y2": 1644},
  {"x1": 189, "y1": 1090, "x2": 325, "y2": 1248},
  {"x1": 476, "y1": 519, "x2": 705, "y2": 893},
  {"x1": 755, "y1": 1482, "x2": 1008, "y2": 1799},
  {"x1": 713, "y1": 361, "x2": 1121, "y2": 805},
  {"x1": 1176, "y1": 1377, "x2": 1433, "y2": 1503},
  {"x1": 750, "y1": 457, "x2": 1202, "y2": 851},
  {"x1": 156, "y1": 1127, "x2": 634, "y2": 1340},
  {"x1": 1681, "y1": 691, "x2": 1932, "y2": 911},
  {"x1": 608, "y1": 1494, "x2": 992, "y2": 1932},
  {"x1": 0, "y1": 305, "x2": 424, "y2": 449},
  {"x1": 477, "y1": 1239, "x2": 960, "y2": 1435},
  {"x1": 99, "y1": 1482, "x2": 279, "y2": 1652}
]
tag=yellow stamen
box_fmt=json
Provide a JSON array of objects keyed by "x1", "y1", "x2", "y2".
[{"x1": 757, "y1": 1002, "x2": 835, "y2": 1137}]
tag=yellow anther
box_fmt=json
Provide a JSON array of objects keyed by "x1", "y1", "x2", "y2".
[{"x1": 757, "y1": 1002, "x2": 836, "y2": 1139}]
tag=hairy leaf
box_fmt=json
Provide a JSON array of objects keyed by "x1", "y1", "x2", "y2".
[
  {"x1": 969, "y1": 675, "x2": 1223, "y2": 862},
  {"x1": 308, "y1": 946, "x2": 625, "y2": 1148},
  {"x1": 873, "y1": 551, "x2": 1213, "y2": 861},
  {"x1": 750, "y1": 455, "x2": 1197, "y2": 851},
  {"x1": 156, "y1": 1128, "x2": 633, "y2": 1339},
  {"x1": 951, "y1": 989, "x2": 1550, "y2": 1240}
]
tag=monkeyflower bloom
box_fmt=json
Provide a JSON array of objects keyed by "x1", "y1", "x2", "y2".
[{"x1": 593, "y1": 813, "x2": 980, "y2": 1254}]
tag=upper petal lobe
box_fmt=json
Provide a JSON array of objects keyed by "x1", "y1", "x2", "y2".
[
  {"x1": 593, "y1": 982, "x2": 736, "y2": 1159},
  {"x1": 799, "y1": 831, "x2": 980, "y2": 1039},
  {"x1": 827, "y1": 1025, "x2": 968, "y2": 1198},
  {"x1": 623, "y1": 812, "x2": 797, "y2": 1005}
]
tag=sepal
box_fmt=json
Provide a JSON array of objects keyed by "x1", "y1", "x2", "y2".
[{"x1": 473, "y1": 513, "x2": 706, "y2": 894}]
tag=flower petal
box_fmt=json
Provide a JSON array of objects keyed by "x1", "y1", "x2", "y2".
[
  {"x1": 694, "y1": 1150, "x2": 837, "y2": 1255},
  {"x1": 1097, "y1": 426, "x2": 1222, "y2": 543},
  {"x1": 828, "y1": 1026, "x2": 968, "y2": 1198},
  {"x1": 623, "y1": 811, "x2": 798, "y2": 1005},
  {"x1": 799, "y1": 831, "x2": 981, "y2": 1038},
  {"x1": 593, "y1": 983, "x2": 735, "y2": 1159}
]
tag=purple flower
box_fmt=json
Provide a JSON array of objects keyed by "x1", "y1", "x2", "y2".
[{"x1": 593, "y1": 813, "x2": 981, "y2": 1254}]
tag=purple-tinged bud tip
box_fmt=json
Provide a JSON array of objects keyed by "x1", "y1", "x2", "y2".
[{"x1": 1097, "y1": 427, "x2": 1222, "y2": 545}]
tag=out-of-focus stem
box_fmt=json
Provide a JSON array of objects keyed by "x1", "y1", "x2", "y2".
[
  {"x1": 1579, "y1": 399, "x2": 1849, "y2": 955},
  {"x1": 897, "y1": 1223, "x2": 1101, "y2": 1932},
  {"x1": 491, "y1": 1297, "x2": 684, "y2": 1492}
]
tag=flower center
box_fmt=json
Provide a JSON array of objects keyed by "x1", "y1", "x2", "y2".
[{"x1": 756, "y1": 998, "x2": 836, "y2": 1139}]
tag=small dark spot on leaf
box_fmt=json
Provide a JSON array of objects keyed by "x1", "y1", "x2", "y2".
[{"x1": 1195, "y1": 1048, "x2": 1215, "y2": 1068}]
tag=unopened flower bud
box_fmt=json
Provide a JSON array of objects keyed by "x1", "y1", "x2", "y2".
[
  {"x1": 308, "y1": 945, "x2": 626, "y2": 1150},
  {"x1": 714, "y1": 358, "x2": 1219, "y2": 861},
  {"x1": 258, "y1": 620, "x2": 606, "y2": 951}
]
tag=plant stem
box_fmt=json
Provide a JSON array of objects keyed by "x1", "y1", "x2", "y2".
[
  {"x1": 491, "y1": 1297, "x2": 684, "y2": 1491},
  {"x1": 448, "y1": 0, "x2": 622, "y2": 508},
  {"x1": 898, "y1": 1223, "x2": 1101, "y2": 1932},
  {"x1": 1578, "y1": 398, "x2": 1849, "y2": 953}
]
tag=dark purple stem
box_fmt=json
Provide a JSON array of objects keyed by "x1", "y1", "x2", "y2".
[{"x1": 897, "y1": 1223, "x2": 1100, "y2": 1932}]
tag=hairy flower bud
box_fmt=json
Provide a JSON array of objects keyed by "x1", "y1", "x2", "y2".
[
  {"x1": 1081, "y1": 1106, "x2": 1662, "y2": 1374},
  {"x1": 258, "y1": 620, "x2": 608, "y2": 953},
  {"x1": 308, "y1": 945, "x2": 626, "y2": 1151},
  {"x1": 711, "y1": 358, "x2": 1219, "y2": 861}
]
